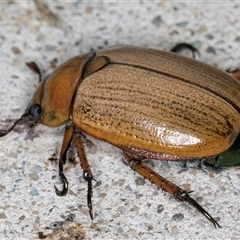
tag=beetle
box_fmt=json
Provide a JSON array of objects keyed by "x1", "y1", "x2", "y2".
[{"x1": 1, "y1": 45, "x2": 240, "y2": 228}]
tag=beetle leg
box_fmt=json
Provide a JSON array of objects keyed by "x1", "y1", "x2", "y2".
[
  {"x1": 122, "y1": 152, "x2": 221, "y2": 228},
  {"x1": 227, "y1": 69, "x2": 240, "y2": 82},
  {"x1": 26, "y1": 62, "x2": 42, "y2": 82},
  {"x1": 75, "y1": 133, "x2": 95, "y2": 220},
  {"x1": 54, "y1": 125, "x2": 75, "y2": 196},
  {"x1": 170, "y1": 43, "x2": 200, "y2": 58}
]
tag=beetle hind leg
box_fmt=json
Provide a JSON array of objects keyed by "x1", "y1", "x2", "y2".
[{"x1": 122, "y1": 152, "x2": 221, "y2": 228}]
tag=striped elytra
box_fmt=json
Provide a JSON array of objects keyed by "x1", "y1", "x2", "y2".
[{"x1": 71, "y1": 45, "x2": 240, "y2": 160}]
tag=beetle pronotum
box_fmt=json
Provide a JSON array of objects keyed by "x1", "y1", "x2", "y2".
[{"x1": 1, "y1": 45, "x2": 240, "y2": 228}]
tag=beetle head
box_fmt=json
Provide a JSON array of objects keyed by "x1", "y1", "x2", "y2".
[
  {"x1": 25, "y1": 77, "x2": 46, "y2": 122},
  {"x1": 0, "y1": 53, "x2": 92, "y2": 137}
]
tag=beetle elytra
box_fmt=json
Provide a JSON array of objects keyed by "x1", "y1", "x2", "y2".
[{"x1": 1, "y1": 45, "x2": 240, "y2": 228}]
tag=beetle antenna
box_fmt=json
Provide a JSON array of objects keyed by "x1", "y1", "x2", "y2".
[
  {"x1": 0, "y1": 113, "x2": 29, "y2": 137},
  {"x1": 26, "y1": 62, "x2": 42, "y2": 83}
]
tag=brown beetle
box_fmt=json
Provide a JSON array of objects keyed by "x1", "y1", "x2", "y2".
[{"x1": 1, "y1": 45, "x2": 240, "y2": 228}]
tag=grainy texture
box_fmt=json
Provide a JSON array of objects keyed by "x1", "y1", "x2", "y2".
[{"x1": 1, "y1": 1, "x2": 240, "y2": 240}]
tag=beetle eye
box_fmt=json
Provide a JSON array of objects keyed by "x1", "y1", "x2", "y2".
[{"x1": 30, "y1": 104, "x2": 42, "y2": 121}]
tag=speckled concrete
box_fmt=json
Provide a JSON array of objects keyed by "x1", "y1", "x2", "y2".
[{"x1": 0, "y1": 1, "x2": 240, "y2": 239}]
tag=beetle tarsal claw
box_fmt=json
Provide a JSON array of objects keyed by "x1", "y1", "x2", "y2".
[
  {"x1": 87, "y1": 179, "x2": 93, "y2": 220},
  {"x1": 174, "y1": 191, "x2": 221, "y2": 228},
  {"x1": 83, "y1": 172, "x2": 94, "y2": 220},
  {"x1": 54, "y1": 172, "x2": 68, "y2": 196}
]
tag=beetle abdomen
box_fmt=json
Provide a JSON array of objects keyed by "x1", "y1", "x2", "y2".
[{"x1": 72, "y1": 46, "x2": 240, "y2": 159}]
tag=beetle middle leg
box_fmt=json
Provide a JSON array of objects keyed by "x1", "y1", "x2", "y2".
[
  {"x1": 122, "y1": 152, "x2": 221, "y2": 228},
  {"x1": 170, "y1": 43, "x2": 200, "y2": 58},
  {"x1": 75, "y1": 132, "x2": 95, "y2": 220}
]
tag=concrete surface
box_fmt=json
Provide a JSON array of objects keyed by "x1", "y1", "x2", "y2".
[{"x1": 0, "y1": 1, "x2": 240, "y2": 239}]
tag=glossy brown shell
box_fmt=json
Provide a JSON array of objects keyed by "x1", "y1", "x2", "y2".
[
  {"x1": 71, "y1": 45, "x2": 240, "y2": 159},
  {"x1": 27, "y1": 52, "x2": 95, "y2": 127}
]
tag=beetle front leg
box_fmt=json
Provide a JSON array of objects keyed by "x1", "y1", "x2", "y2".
[
  {"x1": 54, "y1": 125, "x2": 75, "y2": 196},
  {"x1": 227, "y1": 69, "x2": 240, "y2": 82},
  {"x1": 75, "y1": 133, "x2": 95, "y2": 220},
  {"x1": 122, "y1": 152, "x2": 221, "y2": 228}
]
